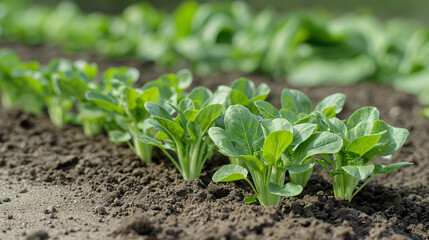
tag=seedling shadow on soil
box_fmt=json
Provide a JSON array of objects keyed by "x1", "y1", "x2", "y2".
[{"x1": 0, "y1": 42, "x2": 428, "y2": 240}]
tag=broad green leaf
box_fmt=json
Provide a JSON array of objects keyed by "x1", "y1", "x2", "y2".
[
  {"x1": 260, "y1": 118, "x2": 293, "y2": 136},
  {"x1": 179, "y1": 98, "x2": 195, "y2": 112},
  {"x1": 268, "y1": 182, "x2": 303, "y2": 197},
  {"x1": 184, "y1": 109, "x2": 199, "y2": 121},
  {"x1": 212, "y1": 164, "x2": 248, "y2": 182},
  {"x1": 208, "y1": 127, "x2": 242, "y2": 157},
  {"x1": 287, "y1": 160, "x2": 315, "y2": 174},
  {"x1": 145, "y1": 102, "x2": 173, "y2": 121},
  {"x1": 240, "y1": 155, "x2": 264, "y2": 172},
  {"x1": 224, "y1": 105, "x2": 264, "y2": 155},
  {"x1": 364, "y1": 120, "x2": 409, "y2": 157},
  {"x1": 177, "y1": 69, "x2": 193, "y2": 90},
  {"x1": 193, "y1": 104, "x2": 223, "y2": 136},
  {"x1": 86, "y1": 91, "x2": 124, "y2": 114},
  {"x1": 203, "y1": 90, "x2": 228, "y2": 107},
  {"x1": 231, "y1": 77, "x2": 255, "y2": 99},
  {"x1": 263, "y1": 131, "x2": 293, "y2": 165},
  {"x1": 154, "y1": 117, "x2": 185, "y2": 143},
  {"x1": 253, "y1": 83, "x2": 270, "y2": 101},
  {"x1": 342, "y1": 165, "x2": 374, "y2": 180},
  {"x1": 136, "y1": 134, "x2": 162, "y2": 147},
  {"x1": 279, "y1": 108, "x2": 300, "y2": 123},
  {"x1": 281, "y1": 89, "x2": 312, "y2": 115},
  {"x1": 255, "y1": 100, "x2": 280, "y2": 118},
  {"x1": 322, "y1": 106, "x2": 337, "y2": 119},
  {"x1": 230, "y1": 89, "x2": 250, "y2": 106},
  {"x1": 329, "y1": 117, "x2": 347, "y2": 139},
  {"x1": 347, "y1": 107, "x2": 379, "y2": 140},
  {"x1": 373, "y1": 162, "x2": 413, "y2": 174},
  {"x1": 140, "y1": 87, "x2": 161, "y2": 105},
  {"x1": 108, "y1": 130, "x2": 131, "y2": 143},
  {"x1": 291, "y1": 123, "x2": 317, "y2": 146},
  {"x1": 345, "y1": 134, "x2": 383, "y2": 157},
  {"x1": 314, "y1": 93, "x2": 346, "y2": 114},
  {"x1": 188, "y1": 87, "x2": 212, "y2": 109},
  {"x1": 244, "y1": 196, "x2": 257, "y2": 204},
  {"x1": 293, "y1": 132, "x2": 343, "y2": 164}
]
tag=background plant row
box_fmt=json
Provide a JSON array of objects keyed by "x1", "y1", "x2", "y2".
[
  {"x1": 0, "y1": 0, "x2": 429, "y2": 116},
  {"x1": 0, "y1": 48, "x2": 411, "y2": 206}
]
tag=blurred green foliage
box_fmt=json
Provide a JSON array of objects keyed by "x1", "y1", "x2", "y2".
[{"x1": 1, "y1": 0, "x2": 429, "y2": 115}]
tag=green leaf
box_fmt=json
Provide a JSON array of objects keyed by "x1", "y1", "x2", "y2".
[
  {"x1": 347, "y1": 107, "x2": 379, "y2": 140},
  {"x1": 268, "y1": 182, "x2": 303, "y2": 197},
  {"x1": 230, "y1": 89, "x2": 250, "y2": 106},
  {"x1": 373, "y1": 162, "x2": 413, "y2": 174},
  {"x1": 240, "y1": 155, "x2": 264, "y2": 172},
  {"x1": 231, "y1": 77, "x2": 255, "y2": 99},
  {"x1": 279, "y1": 108, "x2": 300, "y2": 123},
  {"x1": 255, "y1": 100, "x2": 280, "y2": 118},
  {"x1": 342, "y1": 165, "x2": 374, "y2": 180},
  {"x1": 293, "y1": 132, "x2": 343, "y2": 164},
  {"x1": 329, "y1": 117, "x2": 347, "y2": 139},
  {"x1": 260, "y1": 118, "x2": 293, "y2": 136},
  {"x1": 108, "y1": 130, "x2": 131, "y2": 143},
  {"x1": 314, "y1": 93, "x2": 346, "y2": 114},
  {"x1": 263, "y1": 131, "x2": 293, "y2": 165},
  {"x1": 253, "y1": 83, "x2": 270, "y2": 101},
  {"x1": 208, "y1": 127, "x2": 242, "y2": 157},
  {"x1": 364, "y1": 120, "x2": 409, "y2": 157},
  {"x1": 177, "y1": 69, "x2": 193, "y2": 90},
  {"x1": 140, "y1": 87, "x2": 161, "y2": 105},
  {"x1": 153, "y1": 117, "x2": 185, "y2": 143},
  {"x1": 212, "y1": 164, "x2": 248, "y2": 182},
  {"x1": 193, "y1": 104, "x2": 223, "y2": 136},
  {"x1": 145, "y1": 102, "x2": 173, "y2": 121},
  {"x1": 86, "y1": 91, "x2": 123, "y2": 114},
  {"x1": 345, "y1": 134, "x2": 383, "y2": 157},
  {"x1": 188, "y1": 87, "x2": 212, "y2": 109},
  {"x1": 136, "y1": 134, "x2": 163, "y2": 147},
  {"x1": 224, "y1": 105, "x2": 264, "y2": 155},
  {"x1": 287, "y1": 160, "x2": 315, "y2": 174},
  {"x1": 291, "y1": 123, "x2": 317, "y2": 146},
  {"x1": 244, "y1": 196, "x2": 257, "y2": 204},
  {"x1": 281, "y1": 89, "x2": 312, "y2": 115}
]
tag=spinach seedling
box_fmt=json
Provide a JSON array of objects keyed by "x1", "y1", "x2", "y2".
[
  {"x1": 209, "y1": 105, "x2": 342, "y2": 206},
  {"x1": 139, "y1": 86, "x2": 227, "y2": 179},
  {"x1": 0, "y1": 50, "x2": 45, "y2": 114},
  {"x1": 255, "y1": 88, "x2": 346, "y2": 187},
  {"x1": 316, "y1": 107, "x2": 411, "y2": 201},
  {"x1": 87, "y1": 68, "x2": 190, "y2": 162}
]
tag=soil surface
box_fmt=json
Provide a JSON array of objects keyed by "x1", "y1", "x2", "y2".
[{"x1": 0, "y1": 42, "x2": 428, "y2": 240}]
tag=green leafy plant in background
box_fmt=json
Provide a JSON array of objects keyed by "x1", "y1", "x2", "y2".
[
  {"x1": 85, "y1": 67, "x2": 181, "y2": 163},
  {"x1": 254, "y1": 88, "x2": 346, "y2": 187},
  {"x1": 1, "y1": 0, "x2": 429, "y2": 117},
  {"x1": 209, "y1": 105, "x2": 343, "y2": 206},
  {"x1": 316, "y1": 107, "x2": 411, "y2": 201},
  {"x1": 0, "y1": 50, "x2": 45, "y2": 114},
  {"x1": 139, "y1": 85, "x2": 227, "y2": 180}
]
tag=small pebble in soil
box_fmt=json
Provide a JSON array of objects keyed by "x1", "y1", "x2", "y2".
[
  {"x1": 94, "y1": 206, "x2": 108, "y2": 216},
  {"x1": 7, "y1": 215, "x2": 13, "y2": 220},
  {"x1": 3, "y1": 198, "x2": 11, "y2": 202},
  {"x1": 26, "y1": 230, "x2": 49, "y2": 240},
  {"x1": 19, "y1": 188, "x2": 28, "y2": 194}
]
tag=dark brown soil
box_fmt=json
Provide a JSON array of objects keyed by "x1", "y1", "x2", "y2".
[{"x1": 0, "y1": 42, "x2": 428, "y2": 240}]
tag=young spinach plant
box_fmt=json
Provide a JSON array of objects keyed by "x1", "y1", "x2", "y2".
[
  {"x1": 316, "y1": 107, "x2": 411, "y2": 201},
  {"x1": 255, "y1": 88, "x2": 346, "y2": 187},
  {"x1": 209, "y1": 105, "x2": 343, "y2": 206},
  {"x1": 138, "y1": 86, "x2": 227, "y2": 180}
]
